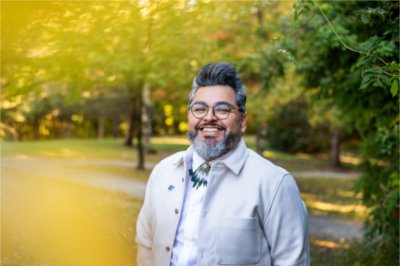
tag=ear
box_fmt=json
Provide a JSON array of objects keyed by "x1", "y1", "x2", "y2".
[{"x1": 240, "y1": 113, "x2": 247, "y2": 134}]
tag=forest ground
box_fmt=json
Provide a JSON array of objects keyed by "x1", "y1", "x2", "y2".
[{"x1": 1, "y1": 138, "x2": 365, "y2": 265}]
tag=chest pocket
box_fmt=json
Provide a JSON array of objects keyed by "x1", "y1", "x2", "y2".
[{"x1": 216, "y1": 217, "x2": 261, "y2": 265}]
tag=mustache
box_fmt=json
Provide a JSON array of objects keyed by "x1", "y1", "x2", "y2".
[{"x1": 195, "y1": 122, "x2": 226, "y2": 130}]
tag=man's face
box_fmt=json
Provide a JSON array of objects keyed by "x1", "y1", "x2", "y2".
[{"x1": 188, "y1": 85, "x2": 247, "y2": 161}]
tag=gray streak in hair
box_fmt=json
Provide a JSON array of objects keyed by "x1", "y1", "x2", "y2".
[{"x1": 189, "y1": 62, "x2": 246, "y2": 113}]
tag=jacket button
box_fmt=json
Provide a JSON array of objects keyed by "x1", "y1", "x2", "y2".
[
  {"x1": 174, "y1": 208, "x2": 179, "y2": 214},
  {"x1": 165, "y1": 246, "x2": 170, "y2": 252}
]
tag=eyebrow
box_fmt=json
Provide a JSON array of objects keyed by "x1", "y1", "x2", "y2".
[{"x1": 192, "y1": 101, "x2": 235, "y2": 107}]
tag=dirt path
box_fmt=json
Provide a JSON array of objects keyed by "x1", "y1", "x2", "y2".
[
  {"x1": 2, "y1": 156, "x2": 363, "y2": 241},
  {"x1": 294, "y1": 171, "x2": 360, "y2": 179},
  {"x1": 308, "y1": 215, "x2": 362, "y2": 241},
  {"x1": 2, "y1": 156, "x2": 147, "y2": 197}
]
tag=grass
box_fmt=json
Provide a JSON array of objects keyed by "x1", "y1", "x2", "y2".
[
  {"x1": 2, "y1": 136, "x2": 359, "y2": 171},
  {"x1": 1, "y1": 138, "x2": 137, "y2": 160},
  {"x1": 1, "y1": 137, "x2": 366, "y2": 266},
  {"x1": 74, "y1": 163, "x2": 151, "y2": 182},
  {"x1": 297, "y1": 178, "x2": 366, "y2": 221},
  {"x1": 2, "y1": 174, "x2": 142, "y2": 266}
]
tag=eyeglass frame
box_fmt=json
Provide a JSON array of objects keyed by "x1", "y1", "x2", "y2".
[{"x1": 188, "y1": 101, "x2": 244, "y2": 120}]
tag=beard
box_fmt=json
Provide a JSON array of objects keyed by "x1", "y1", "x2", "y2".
[{"x1": 188, "y1": 127, "x2": 242, "y2": 162}]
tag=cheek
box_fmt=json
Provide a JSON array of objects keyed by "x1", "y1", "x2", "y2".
[
  {"x1": 187, "y1": 116, "x2": 199, "y2": 130},
  {"x1": 226, "y1": 120, "x2": 244, "y2": 134}
]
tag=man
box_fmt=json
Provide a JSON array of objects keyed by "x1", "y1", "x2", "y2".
[{"x1": 136, "y1": 62, "x2": 310, "y2": 266}]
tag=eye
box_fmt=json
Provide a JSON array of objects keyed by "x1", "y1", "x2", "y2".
[
  {"x1": 214, "y1": 104, "x2": 231, "y2": 114},
  {"x1": 192, "y1": 104, "x2": 207, "y2": 114}
]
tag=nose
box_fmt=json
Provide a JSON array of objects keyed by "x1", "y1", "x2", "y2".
[{"x1": 203, "y1": 107, "x2": 218, "y2": 121}]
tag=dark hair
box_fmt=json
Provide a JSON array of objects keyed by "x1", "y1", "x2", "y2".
[{"x1": 189, "y1": 62, "x2": 246, "y2": 113}]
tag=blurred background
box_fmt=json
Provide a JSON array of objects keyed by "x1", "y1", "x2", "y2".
[{"x1": 1, "y1": 1, "x2": 398, "y2": 265}]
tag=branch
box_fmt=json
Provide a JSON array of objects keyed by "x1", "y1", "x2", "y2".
[
  {"x1": 318, "y1": 6, "x2": 389, "y2": 66},
  {"x1": 371, "y1": 66, "x2": 400, "y2": 78}
]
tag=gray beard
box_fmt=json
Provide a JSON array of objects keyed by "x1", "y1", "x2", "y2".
[{"x1": 188, "y1": 130, "x2": 241, "y2": 161}]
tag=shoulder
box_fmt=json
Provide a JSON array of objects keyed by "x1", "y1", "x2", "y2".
[
  {"x1": 157, "y1": 151, "x2": 186, "y2": 166},
  {"x1": 150, "y1": 150, "x2": 186, "y2": 175},
  {"x1": 243, "y1": 149, "x2": 301, "y2": 214},
  {"x1": 146, "y1": 150, "x2": 186, "y2": 188},
  {"x1": 242, "y1": 148, "x2": 296, "y2": 197},
  {"x1": 245, "y1": 148, "x2": 289, "y2": 178}
]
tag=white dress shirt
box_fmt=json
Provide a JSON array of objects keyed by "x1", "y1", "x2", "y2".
[
  {"x1": 170, "y1": 151, "x2": 208, "y2": 266},
  {"x1": 171, "y1": 149, "x2": 237, "y2": 266}
]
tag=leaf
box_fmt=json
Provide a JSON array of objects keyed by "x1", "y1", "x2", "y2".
[
  {"x1": 360, "y1": 74, "x2": 374, "y2": 90},
  {"x1": 375, "y1": 78, "x2": 384, "y2": 88},
  {"x1": 390, "y1": 79, "x2": 398, "y2": 97},
  {"x1": 361, "y1": 73, "x2": 373, "y2": 82},
  {"x1": 353, "y1": 55, "x2": 374, "y2": 70},
  {"x1": 363, "y1": 67, "x2": 383, "y2": 76},
  {"x1": 319, "y1": 3, "x2": 332, "y2": 13},
  {"x1": 293, "y1": 0, "x2": 314, "y2": 22},
  {"x1": 379, "y1": 74, "x2": 391, "y2": 87}
]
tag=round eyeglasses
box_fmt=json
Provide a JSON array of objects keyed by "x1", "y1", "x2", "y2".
[{"x1": 188, "y1": 102, "x2": 243, "y2": 120}]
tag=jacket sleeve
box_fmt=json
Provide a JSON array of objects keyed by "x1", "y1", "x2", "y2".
[
  {"x1": 264, "y1": 174, "x2": 310, "y2": 266},
  {"x1": 136, "y1": 164, "x2": 160, "y2": 266}
]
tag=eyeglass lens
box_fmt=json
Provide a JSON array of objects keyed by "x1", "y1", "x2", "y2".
[{"x1": 190, "y1": 103, "x2": 232, "y2": 119}]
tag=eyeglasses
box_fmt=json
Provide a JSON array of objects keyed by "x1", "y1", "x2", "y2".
[{"x1": 188, "y1": 102, "x2": 243, "y2": 120}]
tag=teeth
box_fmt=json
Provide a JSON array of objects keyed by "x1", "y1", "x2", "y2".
[{"x1": 203, "y1": 128, "x2": 218, "y2": 132}]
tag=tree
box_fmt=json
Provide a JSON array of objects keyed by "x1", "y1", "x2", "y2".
[
  {"x1": 2, "y1": 1, "x2": 203, "y2": 168},
  {"x1": 293, "y1": 1, "x2": 399, "y2": 264}
]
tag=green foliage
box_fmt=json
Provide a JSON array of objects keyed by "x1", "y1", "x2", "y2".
[
  {"x1": 3, "y1": 1, "x2": 285, "y2": 139},
  {"x1": 293, "y1": 0, "x2": 399, "y2": 264},
  {"x1": 267, "y1": 98, "x2": 329, "y2": 153},
  {"x1": 391, "y1": 78, "x2": 399, "y2": 97},
  {"x1": 355, "y1": 122, "x2": 399, "y2": 265}
]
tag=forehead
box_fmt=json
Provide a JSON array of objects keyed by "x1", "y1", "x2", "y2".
[{"x1": 192, "y1": 85, "x2": 236, "y2": 105}]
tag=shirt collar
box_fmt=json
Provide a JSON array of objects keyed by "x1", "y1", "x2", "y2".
[
  {"x1": 217, "y1": 139, "x2": 248, "y2": 175},
  {"x1": 174, "y1": 138, "x2": 248, "y2": 175},
  {"x1": 192, "y1": 151, "x2": 206, "y2": 172}
]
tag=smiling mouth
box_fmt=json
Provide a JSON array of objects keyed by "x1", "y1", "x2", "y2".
[
  {"x1": 196, "y1": 124, "x2": 225, "y2": 132},
  {"x1": 196, "y1": 125, "x2": 225, "y2": 138},
  {"x1": 202, "y1": 127, "x2": 219, "y2": 132}
]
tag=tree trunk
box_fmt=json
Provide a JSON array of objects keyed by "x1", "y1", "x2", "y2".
[
  {"x1": 142, "y1": 82, "x2": 152, "y2": 154},
  {"x1": 331, "y1": 128, "x2": 341, "y2": 168},
  {"x1": 256, "y1": 122, "x2": 268, "y2": 155},
  {"x1": 97, "y1": 110, "x2": 105, "y2": 139},
  {"x1": 32, "y1": 117, "x2": 40, "y2": 140},
  {"x1": 124, "y1": 98, "x2": 136, "y2": 147},
  {"x1": 136, "y1": 88, "x2": 145, "y2": 170},
  {"x1": 64, "y1": 121, "x2": 74, "y2": 138},
  {"x1": 112, "y1": 117, "x2": 120, "y2": 138}
]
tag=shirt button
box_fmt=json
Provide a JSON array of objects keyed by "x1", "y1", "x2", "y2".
[
  {"x1": 174, "y1": 208, "x2": 179, "y2": 214},
  {"x1": 165, "y1": 246, "x2": 170, "y2": 252},
  {"x1": 182, "y1": 178, "x2": 184, "y2": 182}
]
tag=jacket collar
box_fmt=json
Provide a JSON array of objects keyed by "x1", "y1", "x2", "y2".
[
  {"x1": 173, "y1": 138, "x2": 248, "y2": 175},
  {"x1": 220, "y1": 139, "x2": 248, "y2": 175}
]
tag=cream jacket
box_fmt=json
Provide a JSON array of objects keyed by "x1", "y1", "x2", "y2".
[{"x1": 136, "y1": 140, "x2": 310, "y2": 266}]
